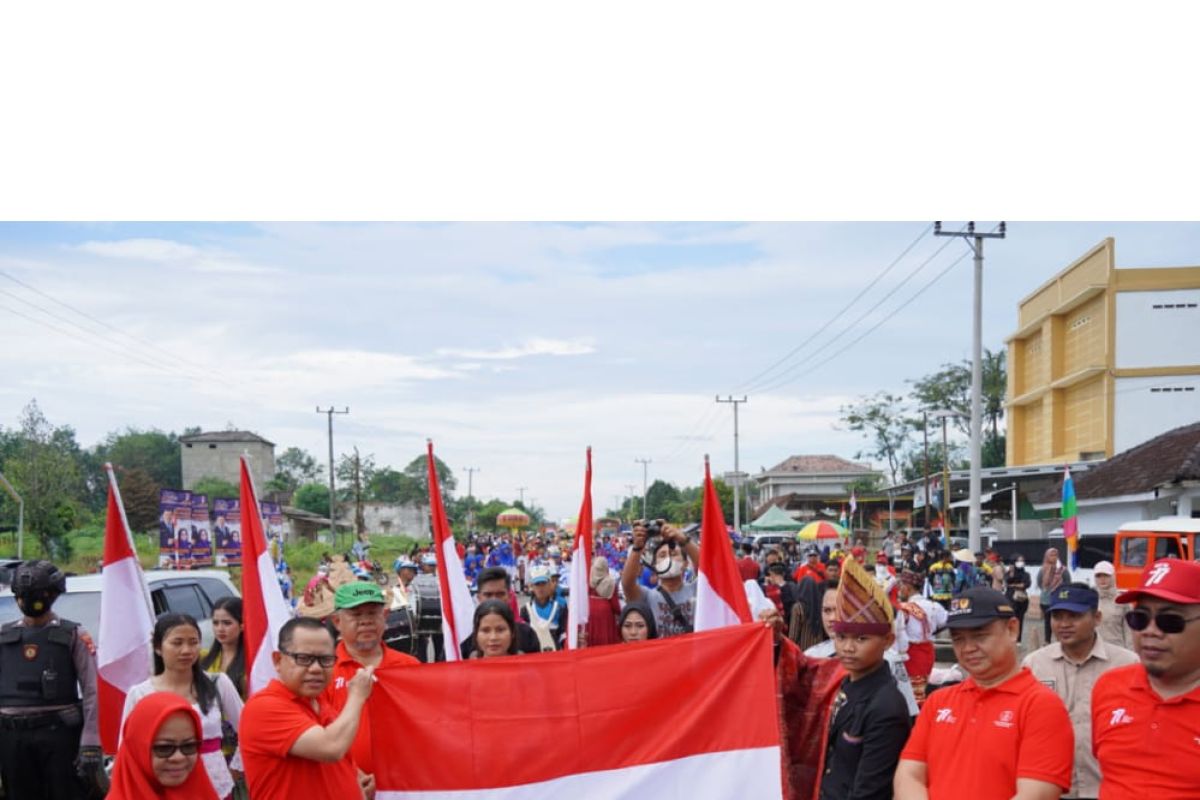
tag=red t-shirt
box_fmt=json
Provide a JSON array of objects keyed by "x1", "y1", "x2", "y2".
[
  {"x1": 239, "y1": 679, "x2": 361, "y2": 798},
  {"x1": 322, "y1": 641, "x2": 419, "y2": 775},
  {"x1": 1091, "y1": 663, "x2": 1200, "y2": 800},
  {"x1": 737, "y1": 556, "x2": 760, "y2": 581},
  {"x1": 901, "y1": 667, "x2": 1074, "y2": 799},
  {"x1": 792, "y1": 563, "x2": 826, "y2": 584}
]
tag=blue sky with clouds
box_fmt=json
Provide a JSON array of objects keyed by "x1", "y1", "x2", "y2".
[{"x1": 3, "y1": 222, "x2": 1200, "y2": 519}]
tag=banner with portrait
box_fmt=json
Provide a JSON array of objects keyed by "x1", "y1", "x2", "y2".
[
  {"x1": 157, "y1": 489, "x2": 191, "y2": 569},
  {"x1": 189, "y1": 493, "x2": 213, "y2": 568},
  {"x1": 213, "y1": 497, "x2": 243, "y2": 567}
]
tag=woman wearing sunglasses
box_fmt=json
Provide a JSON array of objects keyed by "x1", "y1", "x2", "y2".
[
  {"x1": 122, "y1": 613, "x2": 245, "y2": 800},
  {"x1": 109, "y1": 692, "x2": 218, "y2": 799}
]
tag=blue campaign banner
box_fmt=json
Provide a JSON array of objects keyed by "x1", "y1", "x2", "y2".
[
  {"x1": 213, "y1": 497, "x2": 242, "y2": 567},
  {"x1": 158, "y1": 489, "x2": 192, "y2": 570},
  {"x1": 190, "y1": 494, "x2": 213, "y2": 568}
]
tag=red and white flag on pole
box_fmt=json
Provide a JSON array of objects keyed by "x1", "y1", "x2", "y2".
[
  {"x1": 239, "y1": 455, "x2": 292, "y2": 695},
  {"x1": 566, "y1": 447, "x2": 593, "y2": 649},
  {"x1": 427, "y1": 440, "x2": 475, "y2": 661},
  {"x1": 370, "y1": 623, "x2": 782, "y2": 798},
  {"x1": 97, "y1": 464, "x2": 156, "y2": 754},
  {"x1": 694, "y1": 455, "x2": 752, "y2": 631}
]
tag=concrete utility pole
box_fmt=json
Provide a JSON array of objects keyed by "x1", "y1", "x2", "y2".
[
  {"x1": 0, "y1": 473, "x2": 24, "y2": 559},
  {"x1": 464, "y1": 467, "x2": 480, "y2": 531},
  {"x1": 716, "y1": 396, "x2": 748, "y2": 533},
  {"x1": 634, "y1": 458, "x2": 652, "y2": 520},
  {"x1": 316, "y1": 406, "x2": 349, "y2": 549},
  {"x1": 624, "y1": 484, "x2": 638, "y2": 522},
  {"x1": 517, "y1": 486, "x2": 528, "y2": 505},
  {"x1": 934, "y1": 221, "x2": 1006, "y2": 554}
]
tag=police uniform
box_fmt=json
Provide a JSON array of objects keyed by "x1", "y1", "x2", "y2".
[{"x1": 0, "y1": 598, "x2": 100, "y2": 798}]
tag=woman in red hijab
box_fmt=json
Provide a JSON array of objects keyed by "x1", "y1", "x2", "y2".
[{"x1": 109, "y1": 692, "x2": 218, "y2": 799}]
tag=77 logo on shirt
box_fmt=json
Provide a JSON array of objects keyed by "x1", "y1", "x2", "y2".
[
  {"x1": 935, "y1": 708, "x2": 957, "y2": 724},
  {"x1": 1109, "y1": 708, "x2": 1134, "y2": 726}
]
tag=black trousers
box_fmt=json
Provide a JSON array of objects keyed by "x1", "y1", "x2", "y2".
[{"x1": 0, "y1": 717, "x2": 84, "y2": 800}]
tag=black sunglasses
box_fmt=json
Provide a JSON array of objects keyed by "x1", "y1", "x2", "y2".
[
  {"x1": 281, "y1": 649, "x2": 337, "y2": 668},
  {"x1": 1125, "y1": 608, "x2": 1200, "y2": 634},
  {"x1": 151, "y1": 740, "x2": 200, "y2": 758}
]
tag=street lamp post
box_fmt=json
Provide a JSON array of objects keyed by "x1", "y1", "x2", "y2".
[{"x1": 0, "y1": 473, "x2": 24, "y2": 559}]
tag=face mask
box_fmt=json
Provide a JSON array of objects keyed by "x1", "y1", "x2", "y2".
[
  {"x1": 1015, "y1": 560, "x2": 1025, "y2": 568},
  {"x1": 658, "y1": 557, "x2": 684, "y2": 579}
]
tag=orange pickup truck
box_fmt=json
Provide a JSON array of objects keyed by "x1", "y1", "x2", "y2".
[{"x1": 1113, "y1": 518, "x2": 1199, "y2": 589}]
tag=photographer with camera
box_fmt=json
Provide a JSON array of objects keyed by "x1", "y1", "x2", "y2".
[{"x1": 620, "y1": 521, "x2": 701, "y2": 638}]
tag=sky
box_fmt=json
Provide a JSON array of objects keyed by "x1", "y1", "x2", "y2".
[{"x1": 3, "y1": 221, "x2": 1200, "y2": 519}]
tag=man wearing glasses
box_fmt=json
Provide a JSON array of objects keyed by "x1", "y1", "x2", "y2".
[
  {"x1": 1092, "y1": 558, "x2": 1200, "y2": 799},
  {"x1": 240, "y1": 617, "x2": 375, "y2": 798}
]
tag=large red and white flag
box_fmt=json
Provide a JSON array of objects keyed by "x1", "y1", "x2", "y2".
[
  {"x1": 239, "y1": 455, "x2": 292, "y2": 694},
  {"x1": 694, "y1": 455, "x2": 753, "y2": 631},
  {"x1": 370, "y1": 623, "x2": 781, "y2": 798},
  {"x1": 427, "y1": 440, "x2": 475, "y2": 661},
  {"x1": 97, "y1": 464, "x2": 156, "y2": 754},
  {"x1": 566, "y1": 446, "x2": 593, "y2": 649}
]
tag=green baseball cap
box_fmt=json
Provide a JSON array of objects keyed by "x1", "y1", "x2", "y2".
[{"x1": 334, "y1": 581, "x2": 386, "y2": 609}]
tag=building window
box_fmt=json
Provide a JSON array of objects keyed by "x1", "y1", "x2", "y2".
[
  {"x1": 1149, "y1": 386, "x2": 1196, "y2": 393},
  {"x1": 209, "y1": 443, "x2": 217, "y2": 449},
  {"x1": 1068, "y1": 314, "x2": 1091, "y2": 331},
  {"x1": 1150, "y1": 303, "x2": 1198, "y2": 310}
]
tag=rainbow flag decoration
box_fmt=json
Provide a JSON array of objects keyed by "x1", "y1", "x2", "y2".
[{"x1": 1062, "y1": 466, "x2": 1079, "y2": 569}]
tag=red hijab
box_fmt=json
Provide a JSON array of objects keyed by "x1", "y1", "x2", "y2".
[{"x1": 108, "y1": 692, "x2": 218, "y2": 800}]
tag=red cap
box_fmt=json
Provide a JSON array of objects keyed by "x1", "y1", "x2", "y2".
[
  {"x1": 851, "y1": 546, "x2": 866, "y2": 557},
  {"x1": 1116, "y1": 558, "x2": 1200, "y2": 605}
]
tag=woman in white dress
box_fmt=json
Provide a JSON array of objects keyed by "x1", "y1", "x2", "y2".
[{"x1": 121, "y1": 613, "x2": 243, "y2": 800}]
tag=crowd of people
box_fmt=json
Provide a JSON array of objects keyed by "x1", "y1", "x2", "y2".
[{"x1": 1, "y1": 521, "x2": 1198, "y2": 799}]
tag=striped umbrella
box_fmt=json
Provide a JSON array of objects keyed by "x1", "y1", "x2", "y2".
[{"x1": 797, "y1": 520, "x2": 849, "y2": 541}]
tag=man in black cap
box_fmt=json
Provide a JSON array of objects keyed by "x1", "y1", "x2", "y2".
[
  {"x1": 894, "y1": 587, "x2": 1074, "y2": 800},
  {"x1": 1022, "y1": 584, "x2": 1137, "y2": 799}
]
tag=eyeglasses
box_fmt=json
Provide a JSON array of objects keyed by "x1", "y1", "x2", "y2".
[
  {"x1": 151, "y1": 740, "x2": 200, "y2": 758},
  {"x1": 281, "y1": 649, "x2": 337, "y2": 668},
  {"x1": 1125, "y1": 608, "x2": 1200, "y2": 634}
]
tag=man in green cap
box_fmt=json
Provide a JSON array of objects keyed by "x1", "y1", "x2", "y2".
[{"x1": 322, "y1": 581, "x2": 420, "y2": 787}]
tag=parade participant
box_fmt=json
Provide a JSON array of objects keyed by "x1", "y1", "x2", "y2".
[
  {"x1": 460, "y1": 567, "x2": 539, "y2": 656},
  {"x1": 239, "y1": 617, "x2": 374, "y2": 798},
  {"x1": 895, "y1": 587, "x2": 1074, "y2": 800},
  {"x1": 737, "y1": 542, "x2": 761, "y2": 581},
  {"x1": 1022, "y1": 584, "x2": 1137, "y2": 799},
  {"x1": 325, "y1": 582, "x2": 419, "y2": 784},
  {"x1": 0, "y1": 559, "x2": 101, "y2": 800},
  {"x1": 788, "y1": 575, "x2": 826, "y2": 652},
  {"x1": 793, "y1": 546, "x2": 827, "y2": 583},
  {"x1": 122, "y1": 613, "x2": 244, "y2": 800},
  {"x1": 201, "y1": 597, "x2": 247, "y2": 699},
  {"x1": 469, "y1": 600, "x2": 521, "y2": 658},
  {"x1": 463, "y1": 544, "x2": 484, "y2": 586},
  {"x1": 1037, "y1": 547, "x2": 1070, "y2": 644},
  {"x1": 1092, "y1": 558, "x2": 1200, "y2": 798},
  {"x1": 108, "y1": 692, "x2": 218, "y2": 800},
  {"x1": 586, "y1": 556, "x2": 621, "y2": 647},
  {"x1": 411, "y1": 554, "x2": 445, "y2": 662},
  {"x1": 618, "y1": 604, "x2": 657, "y2": 642},
  {"x1": 521, "y1": 565, "x2": 569, "y2": 651},
  {"x1": 1090, "y1": 561, "x2": 1129, "y2": 649},
  {"x1": 818, "y1": 558, "x2": 911, "y2": 800},
  {"x1": 1005, "y1": 554, "x2": 1032, "y2": 643},
  {"x1": 389, "y1": 558, "x2": 418, "y2": 611},
  {"x1": 620, "y1": 521, "x2": 701, "y2": 637},
  {"x1": 926, "y1": 551, "x2": 958, "y2": 609},
  {"x1": 763, "y1": 562, "x2": 793, "y2": 619},
  {"x1": 897, "y1": 570, "x2": 948, "y2": 705},
  {"x1": 850, "y1": 545, "x2": 867, "y2": 566},
  {"x1": 824, "y1": 558, "x2": 842, "y2": 585}
]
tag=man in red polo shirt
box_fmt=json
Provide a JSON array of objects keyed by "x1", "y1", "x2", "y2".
[
  {"x1": 324, "y1": 582, "x2": 420, "y2": 783},
  {"x1": 240, "y1": 616, "x2": 375, "y2": 799},
  {"x1": 1091, "y1": 558, "x2": 1200, "y2": 800},
  {"x1": 894, "y1": 586, "x2": 1073, "y2": 800},
  {"x1": 792, "y1": 546, "x2": 827, "y2": 584}
]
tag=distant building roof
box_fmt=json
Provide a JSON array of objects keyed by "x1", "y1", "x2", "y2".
[
  {"x1": 1071, "y1": 421, "x2": 1200, "y2": 500},
  {"x1": 179, "y1": 430, "x2": 276, "y2": 447},
  {"x1": 762, "y1": 455, "x2": 873, "y2": 475}
]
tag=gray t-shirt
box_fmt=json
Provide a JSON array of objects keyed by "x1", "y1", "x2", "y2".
[{"x1": 636, "y1": 581, "x2": 697, "y2": 638}]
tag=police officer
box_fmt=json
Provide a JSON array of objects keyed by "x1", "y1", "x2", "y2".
[{"x1": 0, "y1": 560, "x2": 102, "y2": 799}]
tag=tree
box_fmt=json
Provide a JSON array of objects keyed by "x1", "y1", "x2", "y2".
[
  {"x1": 475, "y1": 498, "x2": 511, "y2": 532},
  {"x1": 366, "y1": 467, "x2": 419, "y2": 504},
  {"x1": 682, "y1": 479, "x2": 734, "y2": 523},
  {"x1": 845, "y1": 473, "x2": 884, "y2": 495},
  {"x1": 116, "y1": 466, "x2": 162, "y2": 533},
  {"x1": 899, "y1": 441, "x2": 967, "y2": 483},
  {"x1": 100, "y1": 428, "x2": 182, "y2": 488},
  {"x1": 336, "y1": 447, "x2": 372, "y2": 535},
  {"x1": 839, "y1": 392, "x2": 915, "y2": 486},
  {"x1": 3, "y1": 400, "x2": 84, "y2": 559},
  {"x1": 267, "y1": 446, "x2": 321, "y2": 493},
  {"x1": 643, "y1": 480, "x2": 681, "y2": 521},
  {"x1": 293, "y1": 482, "x2": 331, "y2": 517},
  {"x1": 908, "y1": 348, "x2": 1007, "y2": 468},
  {"x1": 401, "y1": 453, "x2": 457, "y2": 505},
  {"x1": 190, "y1": 476, "x2": 239, "y2": 507}
]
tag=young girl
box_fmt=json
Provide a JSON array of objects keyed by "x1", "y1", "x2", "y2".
[
  {"x1": 122, "y1": 613, "x2": 244, "y2": 800},
  {"x1": 201, "y1": 598, "x2": 246, "y2": 699},
  {"x1": 470, "y1": 599, "x2": 521, "y2": 658}
]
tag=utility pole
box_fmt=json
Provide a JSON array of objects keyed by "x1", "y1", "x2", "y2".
[
  {"x1": 716, "y1": 395, "x2": 748, "y2": 533},
  {"x1": 464, "y1": 467, "x2": 480, "y2": 531},
  {"x1": 624, "y1": 483, "x2": 638, "y2": 522},
  {"x1": 634, "y1": 458, "x2": 652, "y2": 520},
  {"x1": 316, "y1": 406, "x2": 349, "y2": 549},
  {"x1": 922, "y1": 410, "x2": 931, "y2": 531},
  {"x1": 934, "y1": 221, "x2": 1006, "y2": 554},
  {"x1": 517, "y1": 486, "x2": 528, "y2": 505},
  {"x1": 0, "y1": 473, "x2": 24, "y2": 559}
]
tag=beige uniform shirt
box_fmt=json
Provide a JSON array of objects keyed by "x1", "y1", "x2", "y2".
[
  {"x1": 1095, "y1": 587, "x2": 1130, "y2": 650},
  {"x1": 1022, "y1": 635, "x2": 1139, "y2": 798}
]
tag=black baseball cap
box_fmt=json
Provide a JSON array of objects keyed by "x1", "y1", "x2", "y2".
[{"x1": 945, "y1": 587, "x2": 1016, "y2": 629}]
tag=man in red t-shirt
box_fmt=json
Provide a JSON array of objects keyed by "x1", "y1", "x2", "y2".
[
  {"x1": 240, "y1": 617, "x2": 375, "y2": 799},
  {"x1": 324, "y1": 582, "x2": 420, "y2": 780},
  {"x1": 1092, "y1": 558, "x2": 1200, "y2": 800},
  {"x1": 895, "y1": 587, "x2": 1073, "y2": 800},
  {"x1": 736, "y1": 543, "x2": 761, "y2": 581},
  {"x1": 792, "y1": 546, "x2": 827, "y2": 584}
]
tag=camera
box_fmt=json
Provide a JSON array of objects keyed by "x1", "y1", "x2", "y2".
[{"x1": 637, "y1": 519, "x2": 664, "y2": 538}]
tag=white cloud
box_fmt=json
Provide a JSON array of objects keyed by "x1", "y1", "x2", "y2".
[
  {"x1": 436, "y1": 337, "x2": 595, "y2": 360},
  {"x1": 73, "y1": 238, "x2": 281, "y2": 275}
]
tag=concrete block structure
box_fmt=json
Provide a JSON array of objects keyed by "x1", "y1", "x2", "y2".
[
  {"x1": 180, "y1": 430, "x2": 276, "y2": 492},
  {"x1": 1006, "y1": 238, "x2": 1200, "y2": 466}
]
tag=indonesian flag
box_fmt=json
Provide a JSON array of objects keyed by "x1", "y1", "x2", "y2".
[
  {"x1": 427, "y1": 440, "x2": 475, "y2": 661},
  {"x1": 694, "y1": 455, "x2": 752, "y2": 631},
  {"x1": 566, "y1": 447, "x2": 593, "y2": 649},
  {"x1": 96, "y1": 464, "x2": 156, "y2": 754},
  {"x1": 370, "y1": 623, "x2": 782, "y2": 798},
  {"x1": 239, "y1": 455, "x2": 293, "y2": 695}
]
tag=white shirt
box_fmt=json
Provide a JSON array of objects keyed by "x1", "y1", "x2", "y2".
[{"x1": 898, "y1": 594, "x2": 948, "y2": 645}]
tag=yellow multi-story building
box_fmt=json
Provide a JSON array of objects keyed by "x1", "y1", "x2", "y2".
[{"x1": 1006, "y1": 238, "x2": 1200, "y2": 466}]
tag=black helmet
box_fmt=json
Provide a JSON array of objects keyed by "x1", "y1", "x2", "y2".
[{"x1": 12, "y1": 560, "x2": 66, "y2": 616}]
